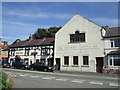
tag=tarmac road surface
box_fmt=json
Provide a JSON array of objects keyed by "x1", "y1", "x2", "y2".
[{"x1": 2, "y1": 68, "x2": 119, "y2": 89}]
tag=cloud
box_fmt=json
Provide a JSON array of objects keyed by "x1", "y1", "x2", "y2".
[
  {"x1": 3, "y1": 21, "x2": 36, "y2": 27},
  {"x1": 5, "y1": 10, "x2": 72, "y2": 19},
  {"x1": 91, "y1": 17, "x2": 118, "y2": 27},
  {"x1": 3, "y1": 21, "x2": 53, "y2": 28}
]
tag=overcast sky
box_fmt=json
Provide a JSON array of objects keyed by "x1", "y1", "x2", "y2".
[{"x1": 2, "y1": 2, "x2": 118, "y2": 44}]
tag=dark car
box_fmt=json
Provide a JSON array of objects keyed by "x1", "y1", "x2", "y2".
[
  {"x1": 2, "y1": 60, "x2": 10, "y2": 68},
  {"x1": 29, "y1": 62, "x2": 54, "y2": 72},
  {"x1": 12, "y1": 61, "x2": 26, "y2": 69}
]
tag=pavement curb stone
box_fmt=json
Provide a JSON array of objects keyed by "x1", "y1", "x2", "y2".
[{"x1": 54, "y1": 70, "x2": 119, "y2": 78}]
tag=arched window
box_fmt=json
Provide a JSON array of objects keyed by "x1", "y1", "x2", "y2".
[
  {"x1": 75, "y1": 31, "x2": 80, "y2": 42},
  {"x1": 70, "y1": 31, "x2": 85, "y2": 43}
]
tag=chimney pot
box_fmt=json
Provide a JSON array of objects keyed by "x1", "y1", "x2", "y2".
[{"x1": 104, "y1": 26, "x2": 109, "y2": 30}]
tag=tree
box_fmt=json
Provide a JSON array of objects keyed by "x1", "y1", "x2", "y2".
[
  {"x1": 33, "y1": 28, "x2": 47, "y2": 39},
  {"x1": 33, "y1": 26, "x2": 62, "y2": 39},
  {"x1": 47, "y1": 26, "x2": 62, "y2": 37}
]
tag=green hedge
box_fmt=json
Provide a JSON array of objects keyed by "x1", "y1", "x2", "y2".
[{"x1": 0, "y1": 74, "x2": 12, "y2": 90}]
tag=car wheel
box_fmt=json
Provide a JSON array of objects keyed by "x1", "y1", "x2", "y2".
[
  {"x1": 21, "y1": 67, "x2": 25, "y2": 70},
  {"x1": 44, "y1": 68, "x2": 48, "y2": 72},
  {"x1": 30, "y1": 67, "x2": 34, "y2": 70}
]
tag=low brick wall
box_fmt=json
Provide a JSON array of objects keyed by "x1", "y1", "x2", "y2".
[{"x1": 103, "y1": 68, "x2": 120, "y2": 74}]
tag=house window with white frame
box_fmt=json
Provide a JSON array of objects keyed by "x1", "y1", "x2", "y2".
[
  {"x1": 110, "y1": 39, "x2": 120, "y2": 47},
  {"x1": 41, "y1": 48, "x2": 50, "y2": 56},
  {"x1": 108, "y1": 55, "x2": 120, "y2": 66},
  {"x1": 10, "y1": 49, "x2": 15, "y2": 56},
  {"x1": 73, "y1": 56, "x2": 78, "y2": 65},
  {"x1": 25, "y1": 48, "x2": 30, "y2": 56},
  {"x1": 83, "y1": 56, "x2": 89, "y2": 65},
  {"x1": 64, "y1": 56, "x2": 69, "y2": 65}
]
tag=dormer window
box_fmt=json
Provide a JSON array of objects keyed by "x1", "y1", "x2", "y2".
[{"x1": 70, "y1": 31, "x2": 85, "y2": 43}]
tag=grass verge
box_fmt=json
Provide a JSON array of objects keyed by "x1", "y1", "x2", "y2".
[{"x1": 0, "y1": 72, "x2": 12, "y2": 90}]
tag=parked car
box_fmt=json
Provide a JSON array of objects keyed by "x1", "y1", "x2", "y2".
[
  {"x1": 12, "y1": 61, "x2": 26, "y2": 69},
  {"x1": 28, "y1": 62, "x2": 54, "y2": 72},
  {"x1": 2, "y1": 60, "x2": 10, "y2": 68}
]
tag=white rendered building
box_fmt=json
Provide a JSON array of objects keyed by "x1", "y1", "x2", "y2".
[{"x1": 54, "y1": 14, "x2": 104, "y2": 73}]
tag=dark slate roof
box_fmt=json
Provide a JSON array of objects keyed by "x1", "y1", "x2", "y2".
[
  {"x1": 9, "y1": 38, "x2": 55, "y2": 48},
  {"x1": 2, "y1": 46, "x2": 9, "y2": 51},
  {"x1": 107, "y1": 50, "x2": 120, "y2": 55},
  {"x1": 104, "y1": 27, "x2": 120, "y2": 38},
  {"x1": 0, "y1": 45, "x2": 9, "y2": 51}
]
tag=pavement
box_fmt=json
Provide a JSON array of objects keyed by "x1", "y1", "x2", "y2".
[
  {"x1": 53, "y1": 70, "x2": 119, "y2": 78},
  {"x1": 2, "y1": 68, "x2": 119, "y2": 78}
]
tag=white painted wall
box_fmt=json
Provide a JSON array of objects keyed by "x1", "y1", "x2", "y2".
[
  {"x1": 54, "y1": 14, "x2": 104, "y2": 72},
  {"x1": 9, "y1": 46, "x2": 53, "y2": 65}
]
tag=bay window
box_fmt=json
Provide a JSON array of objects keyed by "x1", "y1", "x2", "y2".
[{"x1": 108, "y1": 55, "x2": 120, "y2": 66}]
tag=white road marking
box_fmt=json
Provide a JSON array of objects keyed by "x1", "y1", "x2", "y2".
[
  {"x1": 48, "y1": 77, "x2": 56, "y2": 79},
  {"x1": 71, "y1": 80, "x2": 85, "y2": 83},
  {"x1": 30, "y1": 76, "x2": 39, "y2": 78},
  {"x1": 19, "y1": 74, "x2": 27, "y2": 77},
  {"x1": 89, "y1": 81, "x2": 103, "y2": 85},
  {"x1": 56, "y1": 78, "x2": 67, "y2": 81},
  {"x1": 109, "y1": 82, "x2": 119, "y2": 87},
  {"x1": 42, "y1": 77, "x2": 52, "y2": 80}
]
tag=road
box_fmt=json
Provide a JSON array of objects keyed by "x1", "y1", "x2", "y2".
[{"x1": 2, "y1": 68, "x2": 119, "y2": 89}]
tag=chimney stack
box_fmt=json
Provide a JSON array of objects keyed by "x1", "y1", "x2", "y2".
[
  {"x1": 29, "y1": 34, "x2": 33, "y2": 41},
  {"x1": 104, "y1": 26, "x2": 109, "y2": 31}
]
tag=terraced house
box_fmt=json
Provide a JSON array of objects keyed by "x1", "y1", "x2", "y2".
[
  {"x1": 8, "y1": 35, "x2": 54, "y2": 67},
  {"x1": 54, "y1": 14, "x2": 105, "y2": 73},
  {"x1": 102, "y1": 27, "x2": 120, "y2": 74}
]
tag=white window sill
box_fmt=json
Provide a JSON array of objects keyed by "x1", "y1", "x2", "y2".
[
  {"x1": 81, "y1": 65, "x2": 89, "y2": 67},
  {"x1": 108, "y1": 66, "x2": 120, "y2": 67},
  {"x1": 62, "y1": 65, "x2": 69, "y2": 67},
  {"x1": 71, "y1": 65, "x2": 79, "y2": 67}
]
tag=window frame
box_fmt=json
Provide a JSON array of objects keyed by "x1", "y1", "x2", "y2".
[
  {"x1": 10, "y1": 49, "x2": 15, "y2": 56},
  {"x1": 64, "y1": 56, "x2": 69, "y2": 65},
  {"x1": 25, "y1": 48, "x2": 30, "y2": 56},
  {"x1": 83, "y1": 56, "x2": 89, "y2": 65},
  {"x1": 70, "y1": 31, "x2": 85, "y2": 43},
  {"x1": 110, "y1": 39, "x2": 120, "y2": 48},
  {"x1": 73, "y1": 56, "x2": 78, "y2": 65},
  {"x1": 108, "y1": 55, "x2": 120, "y2": 66},
  {"x1": 41, "y1": 48, "x2": 50, "y2": 56}
]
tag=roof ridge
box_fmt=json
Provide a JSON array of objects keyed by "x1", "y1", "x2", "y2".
[
  {"x1": 109, "y1": 27, "x2": 120, "y2": 29},
  {"x1": 0, "y1": 45, "x2": 8, "y2": 47},
  {"x1": 32, "y1": 37, "x2": 55, "y2": 41}
]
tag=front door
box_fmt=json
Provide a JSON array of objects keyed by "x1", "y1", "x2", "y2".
[
  {"x1": 96, "y1": 57, "x2": 103, "y2": 73},
  {"x1": 55, "y1": 58, "x2": 61, "y2": 70}
]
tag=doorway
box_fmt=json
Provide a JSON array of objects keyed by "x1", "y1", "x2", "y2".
[
  {"x1": 96, "y1": 57, "x2": 103, "y2": 73},
  {"x1": 55, "y1": 58, "x2": 61, "y2": 70},
  {"x1": 48, "y1": 58, "x2": 54, "y2": 67}
]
